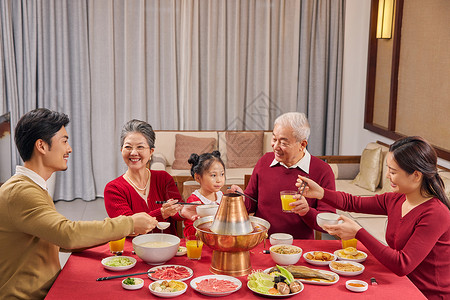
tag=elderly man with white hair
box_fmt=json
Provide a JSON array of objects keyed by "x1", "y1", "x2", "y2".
[{"x1": 230, "y1": 112, "x2": 336, "y2": 239}]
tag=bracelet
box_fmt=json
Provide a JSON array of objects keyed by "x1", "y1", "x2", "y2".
[{"x1": 178, "y1": 211, "x2": 184, "y2": 219}]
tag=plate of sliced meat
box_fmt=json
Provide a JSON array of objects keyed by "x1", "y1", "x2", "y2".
[
  {"x1": 148, "y1": 265, "x2": 193, "y2": 281},
  {"x1": 190, "y1": 275, "x2": 242, "y2": 296}
]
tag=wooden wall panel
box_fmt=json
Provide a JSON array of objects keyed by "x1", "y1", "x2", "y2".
[{"x1": 396, "y1": 1, "x2": 450, "y2": 150}]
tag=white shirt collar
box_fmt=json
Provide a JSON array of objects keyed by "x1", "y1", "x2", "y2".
[
  {"x1": 193, "y1": 190, "x2": 223, "y2": 205},
  {"x1": 15, "y1": 166, "x2": 48, "y2": 191},
  {"x1": 270, "y1": 149, "x2": 311, "y2": 174}
]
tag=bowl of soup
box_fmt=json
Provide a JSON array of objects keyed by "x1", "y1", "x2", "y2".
[{"x1": 132, "y1": 233, "x2": 180, "y2": 265}]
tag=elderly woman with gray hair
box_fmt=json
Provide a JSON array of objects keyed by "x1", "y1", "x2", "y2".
[
  {"x1": 230, "y1": 112, "x2": 336, "y2": 239},
  {"x1": 104, "y1": 119, "x2": 197, "y2": 236}
]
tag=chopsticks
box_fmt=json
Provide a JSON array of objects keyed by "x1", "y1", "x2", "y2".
[
  {"x1": 155, "y1": 201, "x2": 201, "y2": 205},
  {"x1": 96, "y1": 271, "x2": 155, "y2": 281},
  {"x1": 298, "y1": 180, "x2": 307, "y2": 198},
  {"x1": 229, "y1": 189, "x2": 258, "y2": 203}
]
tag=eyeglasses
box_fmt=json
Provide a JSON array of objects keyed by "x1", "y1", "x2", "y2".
[{"x1": 122, "y1": 146, "x2": 150, "y2": 153}]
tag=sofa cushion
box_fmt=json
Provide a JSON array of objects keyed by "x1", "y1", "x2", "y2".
[
  {"x1": 380, "y1": 153, "x2": 393, "y2": 193},
  {"x1": 172, "y1": 134, "x2": 217, "y2": 169},
  {"x1": 336, "y1": 180, "x2": 380, "y2": 196},
  {"x1": 225, "y1": 131, "x2": 264, "y2": 168},
  {"x1": 150, "y1": 152, "x2": 167, "y2": 171},
  {"x1": 352, "y1": 147, "x2": 383, "y2": 192},
  {"x1": 439, "y1": 170, "x2": 450, "y2": 200}
]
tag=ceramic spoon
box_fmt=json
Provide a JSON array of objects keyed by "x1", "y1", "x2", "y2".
[{"x1": 157, "y1": 222, "x2": 170, "y2": 233}]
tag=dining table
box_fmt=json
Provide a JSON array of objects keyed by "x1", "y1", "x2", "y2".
[{"x1": 46, "y1": 238, "x2": 426, "y2": 299}]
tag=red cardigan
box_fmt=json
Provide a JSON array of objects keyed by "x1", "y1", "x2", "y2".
[
  {"x1": 322, "y1": 189, "x2": 450, "y2": 299},
  {"x1": 104, "y1": 170, "x2": 183, "y2": 236},
  {"x1": 244, "y1": 152, "x2": 336, "y2": 239}
]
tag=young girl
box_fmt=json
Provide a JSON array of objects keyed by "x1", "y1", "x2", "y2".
[
  {"x1": 294, "y1": 136, "x2": 450, "y2": 299},
  {"x1": 183, "y1": 151, "x2": 225, "y2": 237}
]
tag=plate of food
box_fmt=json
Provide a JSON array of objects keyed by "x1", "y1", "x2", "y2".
[
  {"x1": 122, "y1": 277, "x2": 144, "y2": 290},
  {"x1": 303, "y1": 251, "x2": 336, "y2": 266},
  {"x1": 148, "y1": 265, "x2": 193, "y2": 281},
  {"x1": 190, "y1": 275, "x2": 242, "y2": 296},
  {"x1": 248, "y1": 268, "x2": 304, "y2": 297},
  {"x1": 101, "y1": 256, "x2": 136, "y2": 271},
  {"x1": 329, "y1": 261, "x2": 365, "y2": 276},
  {"x1": 266, "y1": 265, "x2": 339, "y2": 286},
  {"x1": 175, "y1": 246, "x2": 187, "y2": 256},
  {"x1": 334, "y1": 247, "x2": 367, "y2": 263},
  {"x1": 149, "y1": 280, "x2": 187, "y2": 297}
]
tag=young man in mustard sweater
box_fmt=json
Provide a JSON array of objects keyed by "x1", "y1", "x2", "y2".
[{"x1": 0, "y1": 108, "x2": 158, "y2": 299}]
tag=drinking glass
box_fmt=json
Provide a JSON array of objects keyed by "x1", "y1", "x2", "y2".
[
  {"x1": 342, "y1": 238, "x2": 358, "y2": 249},
  {"x1": 109, "y1": 237, "x2": 125, "y2": 255},
  {"x1": 280, "y1": 190, "x2": 297, "y2": 212},
  {"x1": 186, "y1": 235, "x2": 203, "y2": 260}
]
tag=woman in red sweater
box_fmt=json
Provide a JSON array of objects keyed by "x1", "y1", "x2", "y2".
[
  {"x1": 183, "y1": 151, "x2": 225, "y2": 237},
  {"x1": 104, "y1": 119, "x2": 197, "y2": 236},
  {"x1": 294, "y1": 136, "x2": 450, "y2": 299}
]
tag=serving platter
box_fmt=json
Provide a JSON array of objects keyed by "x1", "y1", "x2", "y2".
[
  {"x1": 101, "y1": 256, "x2": 136, "y2": 271},
  {"x1": 296, "y1": 269, "x2": 339, "y2": 285},
  {"x1": 329, "y1": 261, "x2": 365, "y2": 276},
  {"x1": 303, "y1": 251, "x2": 336, "y2": 266},
  {"x1": 190, "y1": 275, "x2": 242, "y2": 296},
  {"x1": 334, "y1": 249, "x2": 368, "y2": 263},
  {"x1": 148, "y1": 265, "x2": 193, "y2": 281},
  {"x1": 264, "y1": 267, "x2": 339, "y2": 286}
]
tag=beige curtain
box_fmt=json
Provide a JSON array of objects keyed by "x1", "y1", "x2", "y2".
[
  {"x1": 89, "y1": 0, "x2": 308, "y2": 192},
  {"x1": 2, "y1": 0, "x2": 343, "y2": 200}
]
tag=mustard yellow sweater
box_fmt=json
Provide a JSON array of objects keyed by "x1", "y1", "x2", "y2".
[{"x1": 0, "y1": 175, "x2": 133, "y2": 299}]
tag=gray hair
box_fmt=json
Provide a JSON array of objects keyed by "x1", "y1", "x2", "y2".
[
  {"x1": 120, "y1": 119, "x2": 156, "y2": 148},
  {"x1": 274, "y1": 112, "x2": 310, "y2": 141}
]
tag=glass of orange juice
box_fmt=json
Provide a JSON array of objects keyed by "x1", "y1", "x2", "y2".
[
  {"x1": 109, "y1": 237, "x2": 125, "y2": 255},
  {"x1": 280, "y1": 190, "x2": 297, "y2": 213},
  {"x1": 342, "y1": 238, "x2": 358, "y2": 249},
  {"x1": 186, "y1": 235, "x2": 203, "y2": 260}
]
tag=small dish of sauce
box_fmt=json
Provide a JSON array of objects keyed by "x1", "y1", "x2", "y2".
[{"x1": 346, "y1": 280, "x2": 368, "y2": 292}]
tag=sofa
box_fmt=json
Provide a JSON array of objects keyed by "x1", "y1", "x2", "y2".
[
  {"x1": 319, "y1": 141, "x2": 450, "y2": 244},
  {"x1": 149, "y1": 130, "x2": 273, "y2": 198}
]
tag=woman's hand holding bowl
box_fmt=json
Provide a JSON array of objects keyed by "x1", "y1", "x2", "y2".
[
  {"x1": 322, "y1": 215, "x2": 362, "y2": 240},
  {"x1": 180, "y1": 202, "x2": 201, "y2": 221}
]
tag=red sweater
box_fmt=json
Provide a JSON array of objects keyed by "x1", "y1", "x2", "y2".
[
  {"x1": 322, "y1": 189, "x2": 450, "y2": 299},
  {"x1": 183, "y1": 191, "x2": 223, "y2": 237},
  {"x1": 104, "y1": 170, "x2": 183, "y2": 236},
  {"x1": 244, "y1": 152, "x2": 336, "y2": 239}
]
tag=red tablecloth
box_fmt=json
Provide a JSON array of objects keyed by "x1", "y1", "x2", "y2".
[{"x1": 46, "y1": 238, "x2": 425, "y2": 299}]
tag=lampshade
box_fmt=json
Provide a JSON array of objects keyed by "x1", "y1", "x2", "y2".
[{"x1": 376, "y1": 0, "x2": 395, "y2": 39}]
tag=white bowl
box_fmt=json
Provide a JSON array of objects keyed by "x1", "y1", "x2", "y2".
[
  {"x1": 132, "y1": 233, "x2": 180, "y2": 265},
  {"x1": 346, "y1": 280, "x2": 368, "y2": 292},
  {"x1": 269, "y1": 233, "x2": 293, "y2": 245},
  {"x1": 269, "y1": 244, "x2": 302, "y2": 265},
  {"x1": 101, "y1": 256, "x2": 136, "y2": 271},
  {"x1": 196, "y1": 204, "x2": 219, "y2": 217},
  {"x1": 316, "y1": 213, "x2": 342, "y2": 228},
  {"x1": 175, "y1": 246, "x2": 187, "y2": 256},
  {"x1": 122, "y1": 277, "x2": 144, "y2": 290},
  {"x1": 329, "y1": 261, "x2": 365, "y2": 276},
  {"x1": 149, "y1": 280, "x2": 187, "y2": 297}
]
